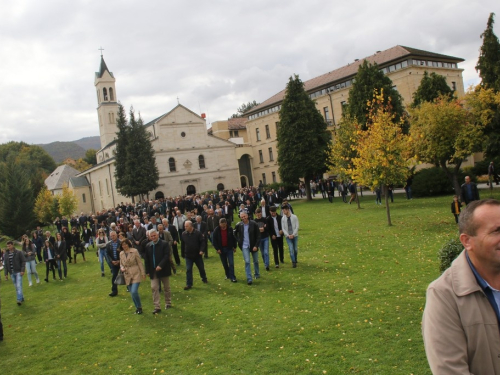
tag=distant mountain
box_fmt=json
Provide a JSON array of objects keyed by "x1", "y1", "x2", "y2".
[{"x1": 38, "y1": 136, "x2": 100, "y2": 163}]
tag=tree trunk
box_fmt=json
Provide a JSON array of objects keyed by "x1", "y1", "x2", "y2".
[
  {"x1": 383, "y1": 184, "x2": 392, "y2": 226},
  {"x1": 355, "y1": 185, "x2": 361, "y2": 209},
  {"x1": 304, "y1": 178, "x2": 312, "y2": 201},
  {"x1": 440, "y1": 159, "x2": 462, "y2": 197}
]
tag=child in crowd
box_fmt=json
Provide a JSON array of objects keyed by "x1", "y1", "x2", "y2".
[{"x1": 450, "y1": 195, "x2": 462, "y2": 224}]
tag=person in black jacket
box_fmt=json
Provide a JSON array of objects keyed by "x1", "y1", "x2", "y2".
[
  {"x1": 267, "y1": 206, "x2": 284, "y2": 267},
  {"x1": 234, "y1": 212, "x2": 261, "y2": 285},
  {"x1": 54, "y1": 232, "x2": 67, "y2": 280},
  {"x1": 144, "y1": 230, "x2": 172, "y2": 314},
  {"x1": 212, "y1": 218, "x2": 237, "y2": 282},
  {"x1": 105, "y1": 231, "x2": 121, "y2": 297},
  {"x1": 460, "y1": 176, "x2": 480, "y2": 205},
  {"x1": 181, "y1": 221, "x2": 207, "y2": 290}
]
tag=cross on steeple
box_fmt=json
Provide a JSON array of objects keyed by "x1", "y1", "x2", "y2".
[{"x1": 98, "y1": 46, "x2": 104, "y2": 56}]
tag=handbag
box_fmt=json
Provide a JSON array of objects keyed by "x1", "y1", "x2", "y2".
[{"x1": 114, "y1": 271, "x2": 126, "y2": 285}]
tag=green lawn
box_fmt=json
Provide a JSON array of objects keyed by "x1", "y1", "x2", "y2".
[{"x1": 1, "y1": 192, "x2": 496, "y2": 374}]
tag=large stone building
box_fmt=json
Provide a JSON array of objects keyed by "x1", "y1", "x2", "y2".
[
  {"x1": 72, "y1": 57, "x2": 241, "y2": 212},
  {"x1": 235, "y1": 45, "x2": 467, "y2": 184}
]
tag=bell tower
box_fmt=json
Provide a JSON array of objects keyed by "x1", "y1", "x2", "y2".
[{"x1": 95, "y1": 55, "x2": 119, "y2": 149}]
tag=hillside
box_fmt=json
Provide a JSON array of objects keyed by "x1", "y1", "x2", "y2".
[{"x1": 37, "y1": 136, "x2": 100, "y2": 163}]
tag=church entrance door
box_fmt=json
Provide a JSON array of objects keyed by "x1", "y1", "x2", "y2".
[{"x1": 186, "y1": 185, "x2": 196, "y2": 195}]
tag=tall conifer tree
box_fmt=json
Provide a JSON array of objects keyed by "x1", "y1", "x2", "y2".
[
  {"x1": 476, "y1": 13, "x2": 500, "y2": 92},
  {"x1": 412, "y1": 71, "x2": 453, "y2": 107},
  {"x1": 0, "y1": 158, "x2": 35, "y2": 238},
  {"x1": 277, "y1": 75, "x2": 331, "y2": 200},
  {"x1": 346, "y1": 60, "x2": 405, "y2": 130}
]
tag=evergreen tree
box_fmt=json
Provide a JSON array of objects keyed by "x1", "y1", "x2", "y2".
[
  {"x1": 476, "y1": 13, "x2": 500, "y2": 92},
  {"x1": 113, "y1": 103, "x2": 130, "y2": 195},
  {"x1": 83, "y1": 149, "x2": 97, "y2": 165},
  {"x1": 126, "y1": 112, "x2": 159, "y2": 198},
  {"x1": 231, "y1": 100, "x2": 260, "y2": 118},
  {"x1": 476, "y1": 13, "x2": 500, "y2": 157},
  {"x1": 412, "y1": 71, "x2": 453, "y2": 107},
  {"x1": 114, "y1": 105, "x2": 159, "y2": 200},
  {"x1": 0, "y1": 158, "x2": 35, "y2": 238},
  {"x1": 346, "y1": 60, "x2": 405, "y2": 130},
  {"x1": 277, "y1": 74, "x2": 331, "y2": 200}
]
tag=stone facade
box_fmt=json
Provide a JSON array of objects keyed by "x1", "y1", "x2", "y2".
[{"x1": 238, "y1": 45, "x2": 468, "y2": 183}]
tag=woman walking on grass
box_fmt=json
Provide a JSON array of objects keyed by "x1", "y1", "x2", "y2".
[
  {"x1": 22, "y1": 236, "x2": 40, "y2": 286},
  {"x1": 43, "y1": 240, "x2": 57, "y2": 282},
  {"x1": 54, "y1": 232, "x2": 67, "y2": 280},
  {"x1": 119, "y1": 239, "x2": 146, "y2": 314},
  {"x1": 96, "y1": 229, "x2": 109, "y2": 277}
]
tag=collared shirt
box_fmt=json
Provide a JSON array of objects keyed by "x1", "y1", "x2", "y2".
[
  {"x1": 466, "y1": 251, "x2": 500, "y2": 324},
  {"x1": 242, "y1": 223, "x2": 250, "y2": 249}
]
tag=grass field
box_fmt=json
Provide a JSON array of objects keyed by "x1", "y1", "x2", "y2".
[{"x1": 1, "y1": 191, "x2": 497, "y2": 374}]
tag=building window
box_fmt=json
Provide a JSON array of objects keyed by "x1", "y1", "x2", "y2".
[
  {"x1": 82, "y1": 193, "x2": 86, "y2": 203},
  {"x1": 98, "y1": 181, "x2": 102, "y2": 196},
  {"x1": 198, "y1": 155, "x2": 206, "y2": 169},
  {"x1": 341, "y1": 101, "x2": 347, "y2": 113},
  {"x1": 275, "y1": 122, "x2": 279, "y2": 134},
  {"x1": 262, "y1": 173, "x2": 267, "y2": 185},
  {"x1": 451, "y1": 81, "x2": 456, "y2": 91},
  {"x1": 268, "y1": 147, "x2": 274, "y2": 161},
  {"x1": 103, "y1": 88, "x2": 108, "y2": 101},
  {"x1": 256, "y1": 128, "x2": 261, "y2": 141},
  {"x1": 259, "y1": 150, "x2": 264, "y2": 163},
  {"x1": 265, "y1": 125, "x2": 271, "y2": 139},
  {"x1": 169, "y1": 157, "x2": 176, "y2": 172},
  {"x1": 92, "y1": 184, "x2": 95, "y2": 198},
  {"x1": 106, "y1": 179, "x2": 110, "y2": 195},
  {"x1": 109, "y1": 87, "x2": 114, "y2": 101},
  {"x1": 108, "y1": 112, "x2": 114, "y2": 124},
  {"x1": 272, "y1": 171, "x2": 276, "y2": 183},
  {"x1": 181, "y1": 132, "x2": 186, "y2": 137}
]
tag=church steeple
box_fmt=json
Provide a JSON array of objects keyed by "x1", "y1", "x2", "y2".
[{"x1": 94, "y1": 55, "x2": 119, "y2": 149}]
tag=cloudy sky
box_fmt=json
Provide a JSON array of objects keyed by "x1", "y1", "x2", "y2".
[{"x1": 1, "y1": 0, "x2": 498, "y2": 145}]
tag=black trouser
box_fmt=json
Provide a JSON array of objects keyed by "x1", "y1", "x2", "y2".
[
  {"x1": 453, "y1": 214, "x2": 460, "y2": 224},
  {"x1": 36, "y1": 249, "x2": 42, "y2": 263},
  {"x1": 67, "y1": 247, "x2": 72, "y2": 262},
  {"x1": 172, "y1": 244, "x2": 181, "y2": 265},
  {"x1": 111, "y1": 265, "x2": 120, "y2": 294},
  {"x1": 271, "y1": 236, "x2": 284, "y2": 264},
  {"x1": 0, "y1": 297, "x2": 3, "y2": 340},
  {"x1": 46, "y1": 259, "x2": 57, "y2": 280}
]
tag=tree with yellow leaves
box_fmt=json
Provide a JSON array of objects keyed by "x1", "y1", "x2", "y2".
[
  {"x1": 351, "y1": 91, "x2": 411, "y2": 225},
  {"x1": 58, "y1": 183, "x2": 79, "y2": 218},
  {"x1": 409, "y1": 93, "x2": 485, "y2": 197},
  {"x1": 34, "y1": 186, "x2": 54, "y2": 225}
]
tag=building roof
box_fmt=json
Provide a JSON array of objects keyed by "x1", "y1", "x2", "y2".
[
  {"x1": 45, "y1": 164, "x2": 80, "y2": 191},
  {"x1": 95, "y1": 56, "x2": 114, "y2": 79},
  {"x1": 69, "y1": 176, "x2": 90, "y2": 188},
  {"x1": 228, "y1": 117, "x2": 247, "y2": 130},
  {"x1": 247, "y1": 45, "x2": 464, "y2": 114}
]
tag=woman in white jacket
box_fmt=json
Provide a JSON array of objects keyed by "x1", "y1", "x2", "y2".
[
  {"x1": 95, "y1": 229, "x2": 109, "y2": 277},
  {"x1": 281, "y1": 204, "x2": 299, "y2": 268}
]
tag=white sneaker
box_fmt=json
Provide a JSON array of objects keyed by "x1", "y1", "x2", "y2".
[
  {"x1": 36, "y1": 279, "x2": 40, "y2": 284},
  {"x1": 29, "y1": 282, "x2": 33, "y2": 287}
]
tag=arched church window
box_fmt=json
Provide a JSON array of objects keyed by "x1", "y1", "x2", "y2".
[
  {"x1": 103, "y1": 87, "x2": 108, "y2": 101},
  {"x1": 169, "y1": 157, "x2": 176, "y2": 172},
  {"x1": 109, "y1": 87, "x2": 114, "y2": 101},
  {"x1": 198, "y1": 155, "x2": 205, "y2": 169}
]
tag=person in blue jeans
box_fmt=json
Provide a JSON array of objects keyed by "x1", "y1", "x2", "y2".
[
  {"x1": 281, "y1": 205, "x2": 299, "y2": 268},
  {"x1": 254, "y1": 208, "x2": 270, "y2": 271},
  {"x1": 3, "y1": 241, "x2": 26, "y2": 305},
  {"x1": 234, "y1": 212, "x2": 261, "y2": 285},
  {"x1": 212, "y1": 218, "x2": 237, "y2": 282}
]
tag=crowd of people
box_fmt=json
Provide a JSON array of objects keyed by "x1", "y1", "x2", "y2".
[{"x1": 1, "y1": 187, "x2": 300, "y2": 319}]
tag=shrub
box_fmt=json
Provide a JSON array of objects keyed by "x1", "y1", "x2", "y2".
[
  {"x1": 438, "y1": 237, "x2": 463, "y2": 273},
  {"x1": 412, "y1": 167, "x2": 476, "y2": 197}
]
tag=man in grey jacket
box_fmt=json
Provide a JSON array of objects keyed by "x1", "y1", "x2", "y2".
[{"x1": 3, "y1": 241, "x2": 26, "y2": 305}]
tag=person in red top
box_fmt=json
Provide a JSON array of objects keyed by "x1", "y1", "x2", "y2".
[{"x1": 212, "y1": 218, "x2": 238, "y2": 282}]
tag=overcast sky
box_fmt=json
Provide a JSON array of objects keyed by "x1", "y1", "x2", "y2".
[{"x1": 1, "y1": 0, "x2": 498, "y2": 145}]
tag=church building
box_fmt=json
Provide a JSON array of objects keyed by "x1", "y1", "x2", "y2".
[{"x1": 73, "y1": 57, "x2": 241, "y2": 212}]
